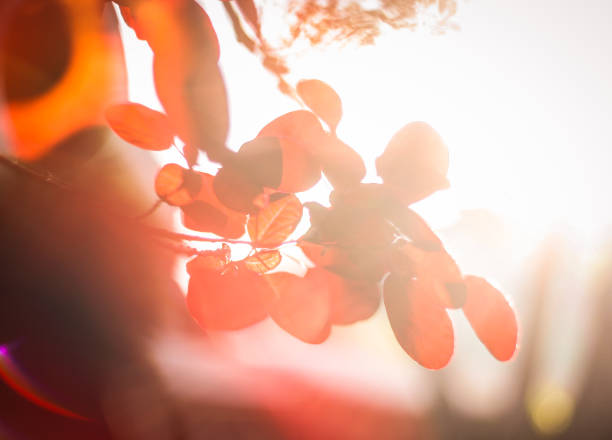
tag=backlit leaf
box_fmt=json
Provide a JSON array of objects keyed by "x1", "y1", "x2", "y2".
[
  {"x1": 183, "y1": 143, "x2": 199, "y2": 168},
  {"x1": 236, "y1": 0, "x2": 260, "y2": 35},
  {"x1": 384, "y1": 274, "x2": 454, "y2": 369},
  {"x1": 181, "y1": 201, "x2": 230, "y2": 235},
  {"x1": 265, "y1": 270, "x2": 331, "y2": 343},
  {"x1": 386, "y1": 207, "x2": 443, "y2": 251},
  {"x1": 154, "y1": 164, "x2": 201, "y2": 206},
  {"x1": 297, "y1": 79, "x2": 343, "y2": 133},
  {"x1": 277, "y1": 137, "x2": 322, "y2": 193},
  {"x1": 376, "y1": 122, "x2": 449, "y2": 204},
  {"x1": 186, "y1": 245, "x2": 231, "y2": 275},
  {"x1": 299, "y1": 240, "x2": 387, "y2": 283},
  {"x1": 137, "y1": 0, "x2": 229, "y2": 160},
  {"x1": 248, "y1": 194, "x2": 303, "y2": 247},
  {"x1": 390, "y1": 239, "x2": 464, "y2": 308},
  {"x1": 119, "y1": 6, "x2": 146, "y2": 40},
  {"x1": 182, "y1": 172, "x2": 247, "y2": 238},
  {"x1": 463, "y1": 276, "x2": 518, "y2": 361},
  {"x1": 235, "y1": 137, "x2": 284, "y2": 189},
  {"x1": 105, "y1": 103, "x2": 174, "y2": 150},
  {"x1": 323, "y1": 269, "x2": 380, "y2": 325},
  {"x1": 243, "y1": 250, "x2": 282, "y2": 274},
  {"x1": 187, "y1": 264, "x2": 274, "y2": 330},
  {"x1": 318, "y1": 135, "x2": 365, "y2": 189},
  {"x1": 213, "y1": 165, "x2": 264, "y2": 213},
  {"x1": 258, "y1": 110, "x2": 326, "y2": 155}
]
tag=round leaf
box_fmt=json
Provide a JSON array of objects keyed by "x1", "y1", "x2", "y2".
[
  {"x1": 105, "y1": 103, "x2": 174, "y2": 150},
  {"x1": 265, "y1": 270, "x2": 331, "y2": 344},
  {"x1": 247, "y1": 194, "x2": 303, "y2": 247},
  {"x1": 243, "y1": 250, "x2": 282, "y2": 274},
  {"x1": 322, "y1": 269, "x2": 380, "y2": 325},
  {"x1": 318, "y1": 135, "x2": 365, "y2": 190},
  {"x1": 463, "y1": 276, "x2": 518, "y2": 361},
  {"x1": 154, "y1": 164, "x2": 202, "y2": 206},
  {"x1": 258, "y1": 110, "x2": 326, "y2": 155},
  {"x1": 187, "y1": 264, "x2": 274, "y2": 331},
  {"x1": 297, "y1": 79, "x2": 343, "y2": 132},
  {"x1": 384, "y1": 274, "x2": 454, "y2": 369},
  {"x1": 181, "y1": 172, "x2": 247, "y2": 238},
  {"x1": 376, "y1": 122, "x2": 449, "y2": 204}
]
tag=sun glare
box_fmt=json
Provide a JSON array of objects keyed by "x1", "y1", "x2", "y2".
[{"x1": 114, "y1": 0, "x2": 612, "y2": 418}]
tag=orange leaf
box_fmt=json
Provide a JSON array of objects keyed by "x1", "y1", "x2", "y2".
[
  {"x1": 317, "y1": 134, "x2": 365, "y2": 190},
  {"x1": 297, "y1": 79, "x2": 343, "y2": 132},
  {"x1": 376, "y1": 122, "x2": 449, "y2": 204},
  {"x1": 258, "y1": 110, "x2": 326, "y2": 154},
  {"x1": 119, "y1": 6, "x2": 146, "y2": 40},
  {"x1": 137, "y1": 0, "x2": 228, "y2": 159},
  {"x1": 322, "y1": 269, "x2": 380, "y2": 325},
  {"x1": 182, "y1": 172, "x2": 247, "y2": 238},
  {"x1": 181, "y1": 201, "x2": 231, "y2": 235},
  {"x1": 183, "y1": 143, "x2": 199, "y2": 168},
  {"x1": 105, "y1": 103, "x2": 174, "y2": 150},
  {"x1": 299, "y1": 240, "x2": 350, "y2": 268},
  {"x1": 213, "y1": 165, "x2": 264, "y2": 213},
  {"x1": 247, "y1": 194, "x2": 302, "y2": 247},
  {"x1": 389, "y1": 239, "x2": 464, "y2": 308},
  {"x1": 235, "y1": 137, "x2": 284, "y2": 189},
  {"x1": 186, "y1": 245, "x2": 231, "y2": 275},
  {"x1": 387, "y1": 207, "x2": 443, "y2": 251},
  {"x1": 154, "y1": 164, "x2": 201, "y2": 206},
  {"x1": 265, "y1": 270, "x2": 331, "y2": 343},
  {"x1": 463, "y1": 276, "x2": 518, "y2": 361},
  {"x1": 243, "y1": 250, "x2": 282, "y2": 274},
  {"x1": 277, "y1": 137, "x2": 322, "y2": 193},
  {"x1": 384, "y1": 275, "x2": 454, "y2": 369},
  {"x1": 187, "y1": 264, "x2": 274, "y2": 331},
  {"x1": 236, "y1": 0, "x2": 260, "y2": 35}
]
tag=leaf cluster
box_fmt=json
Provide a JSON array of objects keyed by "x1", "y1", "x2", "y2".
[{"x1": 105, "y1": 0, "x2": 517, "y2": 370}]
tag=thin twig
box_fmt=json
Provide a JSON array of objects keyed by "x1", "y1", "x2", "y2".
[
  {"x1": 152, "y1": 237, "x2": 201, "y2": 256},
  {"x1": 0, "y1": 154, "x2": 304, "y2": 250},
  {"x1": 135, "y1": 199, "x2": 163, "y2": 220}
]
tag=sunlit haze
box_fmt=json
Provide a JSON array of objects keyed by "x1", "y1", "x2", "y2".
[{"x1": 117, "y1": 0, "x2": 612, "y2": 420}]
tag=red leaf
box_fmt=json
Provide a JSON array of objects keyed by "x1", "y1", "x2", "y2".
[
  {"x1": 154, "y1": 164, "x2": 201, "y2": 206},
  {"x1": 265, "y1": 270, "x2": 331, "y2": 343},
  {"x1": 183, "y1": 143, "x2": 199, "y2": 168},
  {"x1": 235, "y1": 137, "x2": 284, "y2": 189},
  {"x1": 137, "y1": 0, "x2": 228, "y2": 159},
  {"x1": 296, "y1": 79, "x2": 343, "y2": 132},
  {"x1": 389, "y1": 240, "x2": 464, "y2": 308},
  {"x1": 119, "y1": 6, "x2": 147, "y2": 40},
  {"x1": 376, "y1": 122, "x2": 449, "y2": 204},
  {"x1": 181, "y1": 201, "x2": 230, "y2": 235},
  {"x1": 243, "y1": 250, "x2": 282, "y2": 274},
  {"x1": 463, "y1": 276, "x2": 518, "y2": 361},
  {"x1": 186, "y1": 245, "x2": 231, "y2": 275},
  {"x1": 298, "y1": 239, "x2": 387, "y2": 283},
  {"x1": 247, "y1": 194, "x2": 303, "y2": 247},
  {"x1": 318, "y1": 134, "x2": 365, "y2": 190},
  {"x1": 213, "y1": 165, "x2": 264, "y2": 213},
  {"x1": 387, "y1": 207, "x2": 443, "y2": 250},
  {"x1": 182, "y1": 172, "x2": 247, "y2": 238},
  {"x1": 105, "y1": 103, "x2": 174, "y2": 150},
  {"x1": 384, "y1": 275, "x2": 454, "y2": 369},
  {"x1": 187, "y1": 264, "x2": 274, "y2": 331},
  {"x1": 277, "y1": 137, "x2": 322, "y2": 193},
  {"x1": 236, "y1": 0, "x2": 260, "y2": 35},
  {"x1": 322, "y1": 269, "x2": 380, "y2": 325},
  {"x1": 258, "y1": 110, "x2": 326, "y2": 155}
]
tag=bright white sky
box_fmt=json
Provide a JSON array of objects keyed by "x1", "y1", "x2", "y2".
[{"x1": 119, "y1": 0, "x2": 612, "y2": 419}]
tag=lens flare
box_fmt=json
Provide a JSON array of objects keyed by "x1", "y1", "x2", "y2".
[{"x1": 0, "y1": 345, "x2": 89, "y2": 421}]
